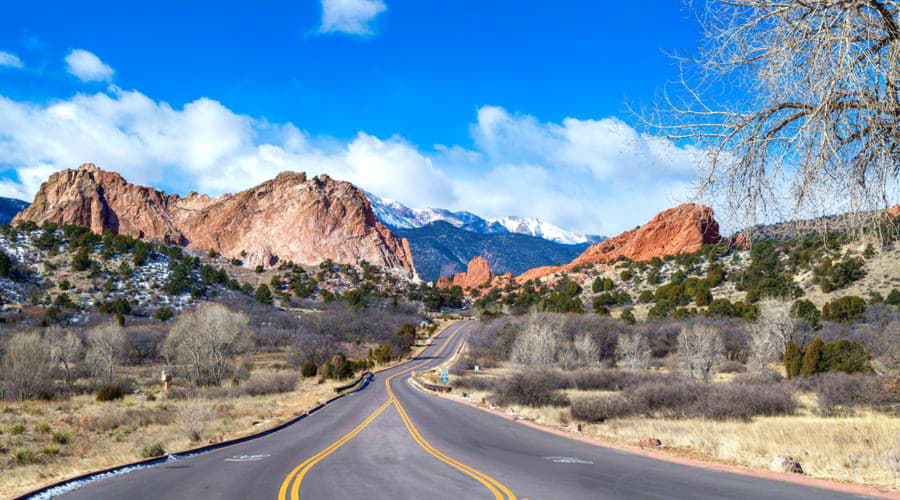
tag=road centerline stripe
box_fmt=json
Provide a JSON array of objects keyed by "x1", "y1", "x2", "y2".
[{"x1": 277, "y1": 322, "x2": 473, "y2": 500}]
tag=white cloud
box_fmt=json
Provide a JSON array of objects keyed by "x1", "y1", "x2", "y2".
[
  {"x1": 0, "y1": 88, "x2": 701, "y2": 236},
  {"x1": 0, "y1": 51, "x2": 23, "y2": 69},
  {"x1": 319, "y1": 0, "x2": 386, "y2": 35},
  {"x1": 65, "y1": 49, "x2": 114, "y2": 82}
]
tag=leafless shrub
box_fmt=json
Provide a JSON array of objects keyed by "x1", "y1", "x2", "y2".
[
  {"x1": 451, "y1": 375, "x2": 496, "y2": 392},
  {"x1": 812, "y1": 373, "x2": 886, "y2": 416},
  {"x1": 571, "y1": 394, "x2": 641, "y2": 422},
  {"x1": 0, "y1": 331, "x2": 54, "y2": 400},
  {"x1": 175, "y1": 398, "x2": 215, "y2": 441},
  {"x1": 677, "y1": 323, "x2": 724, "y2": 382},
  {"x1": 208, "y1": 373, "x2": 299, "y2": 398},
  {"x1": 510, "y1": 314, "x2": 562, "y2": 366},
  {"x1": 491, "y1": 370, "x2": 570, "y2": 408}
]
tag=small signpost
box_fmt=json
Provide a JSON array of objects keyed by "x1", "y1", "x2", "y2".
[
  {"x1": 474, "y1": 365, "x2": 480, "y2": 372},
  {"x1": 440, "y1": 367, "x2": 449, "y2": 384},
  {"x1": 161, "y1": 369, "x2": 172, "y2": 394}
]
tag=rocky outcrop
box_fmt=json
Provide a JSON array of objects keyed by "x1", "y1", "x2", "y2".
[
  {"x1": 518, "y1": 203, "x2": 720, "y2": 282},
  {"x1": 14, "y1": 164, "x2": 416, "y2": 275},
  {"x1": 437, "y1": 256, "x2": 493, "y2": 290}
]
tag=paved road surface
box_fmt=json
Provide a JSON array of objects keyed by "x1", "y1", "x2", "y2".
[{"x1": 57, "y1": 321, "x2": 869, "y2": 499}]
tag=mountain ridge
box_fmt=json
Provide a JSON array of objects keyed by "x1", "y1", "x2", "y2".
[
  {"x1": 13, "y1": 164, "x2": 416, "y2": 276},
  {"x1": 366, "y1": 192, "x2": 604, "y2": 245}
]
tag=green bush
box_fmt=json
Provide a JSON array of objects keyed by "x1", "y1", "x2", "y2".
[
  {"x1": 704, "y1": 263, "x2": 726, "y2": 287},
  {"x1": 813, "y1": 257, "x2": 865, "y2": 293},
  {"x1": 98, "y1": 298, "x2": 132, "y2": 315},
  {"x1": 593, "y1": 291, "x2": 630, "y2": 307},
  {"x1": 254, "y1": 284, "x2": 273, "y2": 304},
  {"x1": 822, "y1": 296, "x2": 866, "y2": 323},
  {"x1": 820, "y1": 340, "x2": 869, "y2": 374},
  {"x1": 300, "y1": 362, "x2": 318, "y2": 378},
  {"x1": 14, "y1": 449, "x2": 40, "y2": 465},
  {"x1": 8, "y1": 423, "x2": 26, "y2": 435},
  {"x1": 96, "y1": 384, "x2": 128, "y2": 402},
  {"x1": 887, "y1": 289, "x2": 900, "y2": 306},
  {"x1": 591, "y1": 277, "x2": 614, "y2": 293},
  {"x1": 790, "y1": 299, "x2": 821, "y2": 328},
  {"x1": 694, "y1": 286, "x2": 712, "y2": 306},
  {"x1": 35, "y1": 423, "x2": 51, "y2": 433},
  {"x1": 51, "y1": 430, "x2": 73, "y2": 445},
  {"x1": 638, "y1": 290, "x2": 654, "y2": 303},
  {"x1": 154, "y1": 307, "x2": 174, "y2": 322},
  {"x1": 71, "y1": 247, "x2": 93, "y2": 271},
  {"x1": 139, "y1": 442, "x2": 166, "y2": 458},
  {"x1": 620, "y1": 308, "x2": 636, "y2": 324}
]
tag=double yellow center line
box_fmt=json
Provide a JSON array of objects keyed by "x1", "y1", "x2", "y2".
[{"x1": 277, "y1": 323, "x2": 516, "y2": 500}]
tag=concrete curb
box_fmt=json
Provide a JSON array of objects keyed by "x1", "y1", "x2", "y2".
[
  {"x1": 15, "y1": 373, "x2": 375, "y2": 500},
  {"x1": 421, "y1": 388, "x2": 899, "y2": 499}
]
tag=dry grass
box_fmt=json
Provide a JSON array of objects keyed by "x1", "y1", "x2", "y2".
[
  {"x1": 450, "y1": 365, "x2": 900, "y2": 492},
  {"x1": 0, "y1": 319, "x2": 451, "y2": 498},
  {"x1": 0, "y1": 375, "x2": 338, "y2": 498},
  {"x1": 594, "y1": 413, "x2": 900, "y2": 491}
]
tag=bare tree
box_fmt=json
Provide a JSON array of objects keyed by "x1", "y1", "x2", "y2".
[
  {"x1": 647, "y1": 1, "x2": 900, "y2": 226},
  {"x1": 175, "y1": 398, "x2": 215, "y2": 441},
  {"x1": 86, "y1": 322, "x2": 126, "y2": 384},
  {"x1": 574, "y1": 333, "x2": 599, "y2": 365},
  {"x1": 678, "y1": 323, "x2": 724, "y2": 382},
  {"x1": 46, "y1": 325, "x2": 83, "y2": 390},
  {"x1": 747, "y1": 301, "x2": 800, "y2": 369},
  {"x1": 0, "y1": 331, "x2": 54, "y2": 400},
  {"x1": 617, "y1": 333, "x2": 651, "y2": 371},
  {"x1": 510, "y1": 314, "x2": 562, "y2": 366},
  {"x1": 164, "y1": 303, "x2": 252, "y2": 386}
]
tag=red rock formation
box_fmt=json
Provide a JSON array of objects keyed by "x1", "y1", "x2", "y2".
[
  {"x1": 437, "y1": 256, "x2": 493, "y2": 290},
  {"x1": 518, "y1": 203, "x2": 720, "y2": 282},
  {"x1": 889, "y1": 204, "x2": 900, "y2": 217},
  {"x1": 14, "y1": 164, "x2": 416, "y2": 275}
]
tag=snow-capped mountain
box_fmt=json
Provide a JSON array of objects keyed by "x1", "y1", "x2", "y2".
[
  {"x1": 366, "y1": 192, "x2": 603, "y2": 245},
  {"x1": 485, "y1": 216, "x2": 604, "y2": 245}
]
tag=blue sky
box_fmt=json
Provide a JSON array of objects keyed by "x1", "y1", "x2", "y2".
[{"x1": 0, "y1": 0, "x2": 705, "y2": 235}]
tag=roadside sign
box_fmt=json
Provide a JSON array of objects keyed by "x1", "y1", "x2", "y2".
[
  {"x1": 440, "y1": 368, "x2": 448, "y2": 377},
  {"x1": 440, "y1": 376, "x2": 449, "y2": 383},
  {"x1": 474, "y1": 365, "x2": 480, "y2": 372}
]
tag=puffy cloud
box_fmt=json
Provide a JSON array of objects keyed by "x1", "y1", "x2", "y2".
[
  {"x1": 0, "y1": 51, "x2": 23, "y2": 69},
  {"x1": 0, "y1": 88, "x2": 700, "y2": 236},
  {"x1": 319, "y1": 0, "x2": 387, "y2": 35},
  {"x1": 65, "y1": 49, "x2": 114, "y2": 82}
]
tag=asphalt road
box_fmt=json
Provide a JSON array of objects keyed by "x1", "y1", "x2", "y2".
[{"x1": 55, "y1": 321, "x2": 870, "y2": 500}]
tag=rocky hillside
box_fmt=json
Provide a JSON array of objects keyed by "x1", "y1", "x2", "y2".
[
  {"x1": 14, "y1": 164, "x2": 415, "y2": 276},
  {"x1": 390, "y1": 221, "x2": 589, "y2": 281},
  {"x1": 518, "y1": 203, "x2": 720, "y2": 282}
]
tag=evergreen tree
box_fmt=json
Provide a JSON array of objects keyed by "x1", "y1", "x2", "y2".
[
  {"x1": 799, "y1": 337, "x2": 824, "y2": 377},
  {"x1": 784, "y1": 340, "x2": 802, "y2": 379}
]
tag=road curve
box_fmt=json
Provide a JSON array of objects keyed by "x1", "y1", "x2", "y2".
[{"x1": 54, "y1": 321, "x2": 871, "y2": 499}]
